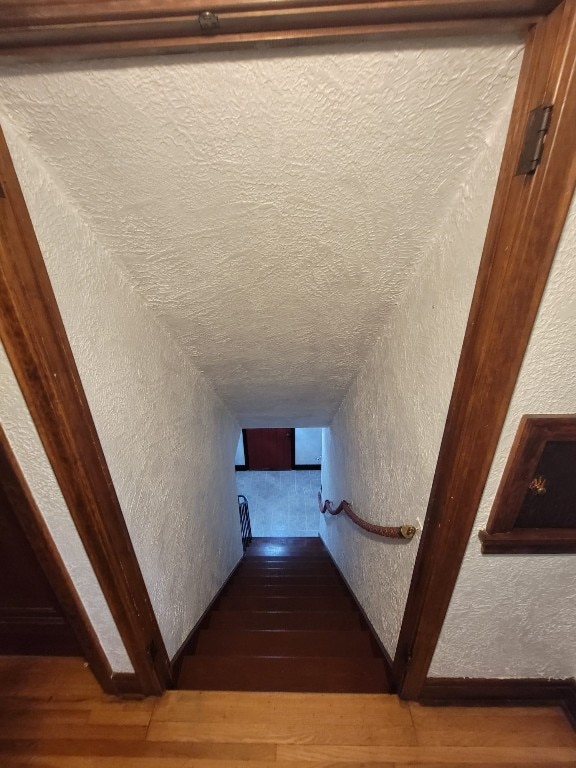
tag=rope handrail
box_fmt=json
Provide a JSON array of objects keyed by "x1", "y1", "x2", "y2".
[{"x1": 318, "y1": 492, "x2": 416, "y2": 540}]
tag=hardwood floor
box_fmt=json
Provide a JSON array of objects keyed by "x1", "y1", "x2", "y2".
[{"x1": 0, "y1": 657, "x2": 574, "y2": 766}]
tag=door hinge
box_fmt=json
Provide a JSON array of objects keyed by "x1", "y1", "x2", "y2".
[
  {"x1": 516, "y1": 104, "x2": 553, "y2": 176},
  {"x1": 198, "y1": 11, "x2": 220, "y2": 34}
]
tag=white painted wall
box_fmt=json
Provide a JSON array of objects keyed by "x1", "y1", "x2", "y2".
[
  {"x1": 430, "y1": 194, "x2": 576, "y2": 680},
  {"x1": 1, "y1": 343, "x2": 133, "y2": 673},
  {"x1": 236, "y1": 470, "x2": 321, "y2": 537},
  {"x1": 0, "y1": 38, "x2": 522, "y2": 425},
  {"x1": 235, "y1": 434, "x2": 246, "y2": 466},
  {"x1": 2, "y1": 120, "x2": 244, "y2": 662},
  {"x1": 320, "y1": 91, "x2": 517, "y2": 658},
  {"x1": 295, "y1": 428, "x2": 322, "y2": 465}
]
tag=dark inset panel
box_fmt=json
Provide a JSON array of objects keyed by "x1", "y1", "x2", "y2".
[
  {"x1": 515, "y1": 441, "x2": 576, "y2": 528},
  {"x1": 479, "y1": 415, "x2": 576, "y2": 554},
  {"x1": 0, "y1": 481, "x2": 82, "y2": 656},
  {"x1": 245, "y1": 429, "x2": 292, "y2": 470}
]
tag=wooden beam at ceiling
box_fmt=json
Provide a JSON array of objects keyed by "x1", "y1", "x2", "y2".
[{"x1": 0, "y1": 1, "x2": 561, "y2": 61}]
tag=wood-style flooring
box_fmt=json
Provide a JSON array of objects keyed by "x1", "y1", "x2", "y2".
[{"x1": 0, "y1": 656, "x2": 574, "y2": 766}]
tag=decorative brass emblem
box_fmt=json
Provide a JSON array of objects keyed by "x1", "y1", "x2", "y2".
[{"x1": 529, "y1": 475, "x2": 547, "y2": 495}]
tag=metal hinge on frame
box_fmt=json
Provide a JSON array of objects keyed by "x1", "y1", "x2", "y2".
[
  {"x1": 198, "y1": 11, "x2": 220, "y2": 34},
  {"x1": 516, "y1": 104, "x2": 553, "y2": 176}
]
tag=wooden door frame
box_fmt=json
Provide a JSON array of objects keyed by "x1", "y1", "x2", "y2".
[
  {"x1": 0, "y1": 427, "x2": 117, "y2": 694},
  {"x1": 0, "y1": 0, "x2": 574, "y2": 698},
  {"x1": 394, "y1": 0, "x2": 576, "y2": 698},
  {"x1": 0, "y1": 132, "x2": 170, "y2": 696},
  {"x1": 0, "y1": 1, "x2": 562, "y2": 61}
]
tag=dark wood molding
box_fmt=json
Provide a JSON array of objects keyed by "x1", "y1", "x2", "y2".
[
  {"x1": 421, "y1": 677, "x2": 576, "y2": 731},
  {"x1": 479, "y1": 528, "x2": 576, "y2": 554},
  {"x1": 293, "y1": 463, "x2": 322, "y2": 470},
  {"x1": 478, "y1": 414, "x2": 576, "y2": 552},
  {"x1": 0, "y1": 126, "x2": 170, "y2": 696},
  {"x1": 394, "y1": 0, "x2": 576, "y2": 700},
  {"x1": 0, "y1": 426, "x2": 116, "y2": 693},
  {"x1": 0, "y1": 1, "x2": 558, "y2": 62},
  {"x1": 111, "y1": 672, "x2": 147, "y2": 697},
  {"x1": 169, "y1": 555, "x2": 244, "y2": 683},
  {"x1": 321, "y1": 535, "x2": 395, "y2": 687},
  {"x1": 488, "y1": 415, "x2": 576, "y2": 533}
]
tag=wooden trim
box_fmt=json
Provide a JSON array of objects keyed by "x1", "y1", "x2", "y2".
[
  {"x1": 0, "y1": 426, "x2": 116, "y2": 694},
  {"x1": 0, "y1": 1, "x2": 558, "y2": 62},
  {"x1": 421, "y1": 677, "x2": 576, "y2": 731},
  {"x1": 394, "y1": 0, "x2": 576, "y2": 700},
  {"x1": 111, "y1": 672, "x2": 147, "y2": 697},
  {"x1": 563, "y1": 682, "x2": 576, "y2": 730},
  {"x1": 0, "y1": 126, "x2": 170, "y2": 696},
  {"x1": 320, "y1": 535, "x2": 395, "y2": 686},
  {"x1": 480, "y1": 415, "x2": 576, "y2": 553},
  {"x1": 479, "y1": 528, "x2": 576, "y2": 554},
  {"x1": 169, "y1": 555, "x2": 244, "y2": 683},
  {"x1": 485, "y1": 413, "x2": 576, "y2": 529},
  {"x1": 293, "y1": 463, "x2": 322, "y2": 470}
]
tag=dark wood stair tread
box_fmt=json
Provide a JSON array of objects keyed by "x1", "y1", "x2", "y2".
[
  {"x1": 195, "y1": 629, "x2": 375, "y2": 657},
  {"x1": 177, "y1": 536, "x2": 392, "y2": 694},
  {"x1": 232, "y1": 575, "x2": 340, "y2": 585},
  {"x1": 224, "y1": 584, "x2": 346, "y2": 597},
  {"x1": 218, "y1": 595, "x2": 352, "y2": 611},
  {"x1": 179, "y1": 656, "x2": 390, "y2": 693},
  {"x1": 208, "y1": 610, "x2": 364, "y2": 631}
]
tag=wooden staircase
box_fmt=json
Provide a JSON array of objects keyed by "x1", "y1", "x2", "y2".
[{"x1": 177, "y1": 536, "x2": 393, "y2": 693}]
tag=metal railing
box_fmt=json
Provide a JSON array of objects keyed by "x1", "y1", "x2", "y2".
[
  {"x1": 318, "y1": 492, "x2": 416, "y2": 539},
  {"x1": 238, "y1": 494, "x2": 253, "y2": 551}
]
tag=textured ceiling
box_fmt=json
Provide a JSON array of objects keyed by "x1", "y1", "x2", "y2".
[{"x1": 0, "y1": 39, "x2": 522, "y2": 425}]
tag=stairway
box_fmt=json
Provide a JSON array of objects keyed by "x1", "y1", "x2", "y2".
[{"x1": 177, "y1": 536, "x2": 393, "y2": 693}]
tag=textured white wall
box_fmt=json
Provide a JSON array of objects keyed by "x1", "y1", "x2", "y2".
[
  {"x1": 430, "y1": 195, "x2": 576, "y2": 680},
  {"x1": 1, "y1": 343, "x2": 133, "y2": 673},
  {"x1": 235, "y1": 434, "x2": 246, "y2": 466},
  {"x1": 0, "y1": 38, "x2": 522, "y2": 425},
  {"x1": 320, "y1": 87, "x2": 518, "y2": 657},
  {"x1": 295, "y1": 428, "x2": 322, "y2": 465},
  {"x1": 2, "y1": 121, "x2": 244, "y2": 662}
]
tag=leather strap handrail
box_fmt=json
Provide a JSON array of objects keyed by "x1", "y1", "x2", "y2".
[{"x1": 318, "y1": 493, "x2": 416, "y2": 540}]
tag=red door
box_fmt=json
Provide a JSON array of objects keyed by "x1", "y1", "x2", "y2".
[{"x1": 245, "y1": 429, "x2": 293, "y2": 470}]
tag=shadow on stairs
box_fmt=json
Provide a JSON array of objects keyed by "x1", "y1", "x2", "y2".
[{"x1": 176, "y1": 536, "x2": 394, "y2": 693}]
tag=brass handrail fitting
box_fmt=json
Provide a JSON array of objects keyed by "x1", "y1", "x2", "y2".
[{"x1": 317, "y1": 493, "x2": 416, "y2": 539}]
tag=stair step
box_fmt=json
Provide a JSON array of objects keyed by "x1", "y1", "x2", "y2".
[
  {"x1": 176, "y1": 537, "x2": 391, "y2": 695},
  {"x1": 225, "y1": 584, "x2": 345, "y2": 598},
  {"x1": 240, "y1": 561, "x2": 334, "y2": 571},
  {"x1": 233, "y1": 575, "x2": 340, "y2": 586},
  {"x1": 209, "y1": 610, "x2": 363, "y2": 631},
  {"x1": 218, "y1": 595, "x2": 352, "y2": 611},
  {"x1": 243, "y1": 559, "x2": 330, "y2": 564},
  {"x1": 178, "y1": 656, "x2": 390, "y2": 693},
  {"x1": 195, "y1": 629, "x2": 375, "y2": 657},
  {"x1": 245, "y1": 551, "x2": 328, "y2": 558},
  {"x1": 246, "y1": 538, "x2": 325, "y2": 554}
]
